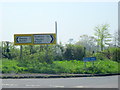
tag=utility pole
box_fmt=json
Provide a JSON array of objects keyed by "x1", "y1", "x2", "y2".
[
  {"x1": 55, "y1": 21, "x2": 57, "y2": 44},
  {"x1": 118, "y1": 2, "x2": 120, "y2": 47}
]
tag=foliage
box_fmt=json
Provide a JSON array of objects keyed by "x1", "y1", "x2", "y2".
[
  {"x1": 63, "y1": 44, "x2": 84, "y2": 60},
  {"x1": 63, "y1": 44, "x2": 74, "y2": 60},
  {"x1": 1, "y1": 41, "x2": 19, "y2": 60},
  {"x1": 76, "y1": 34, "x2": 97, "y2": 52},
  {"x1": 53, "y1": 43, "x2": 65, "y2": 61},
  {"x1": 1, "y1": 59, "x2": 27, "y2": 73},
  {"x1": 94, "y1": 24, "x2": 111, "y2": 51},
  {"x1": 93, "y1": 47, "x2": 120, "y2": 63},
  {"x1": 94, "y1": 52, "x2": 107, "y2": 60},
  {"x1": 106, "y1": 47, "x2": 120, "y2": 62},
  {"x1": 1, "y1": 59, "x2": 119, "y2": 74},
  {"x1": 1, "y1": 22, "x2": 119, "y2": 75}
]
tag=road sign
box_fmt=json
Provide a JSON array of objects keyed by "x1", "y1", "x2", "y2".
[
  {"x1": 33, "y1": 34, "x2": 55, "y2": 44},
  {"x1": 83, "y1": 57, "x2": 96, "y2": 62},
  {"x1": 14, "y1": 34, "x2": 33, "y2": 45},
  {"x1": 14, "y1": 33, "x2": 56, "y2": 45},
  {"x1": 16, "y1": 36, "x2": 32, "y2": 43}
]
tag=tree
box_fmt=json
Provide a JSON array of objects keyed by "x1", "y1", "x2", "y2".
[
  {"x1": 2, "y1": 41, "x2": 11, "y2": 59},
  {"x1": 63, "y1": 44, "x2": 84, "y2": 60},
  {"x1": 63, "y1": 44, "x2": 74, "y2": 60},
  {"x1": 118, "y1": 30, "x2": 120, "y2": 47},
  {"x1": 76, "y1": 34, "x2": 97, "y2": 53},
  {"x1": 1, "y1": 41, "x2": 19, "y2": 59},
  {"x1": 68, "y1": 38, "x2": 74, "y2": 44},
  {"x1": 111, "y1": 31, "x2": 119, "y2": 47},
  {"x1": 52, "y1": 42, "x2": 65, "y2": 61},
  {"x1": 94, "y1": 24, "x2": 111, "y2": 51}
]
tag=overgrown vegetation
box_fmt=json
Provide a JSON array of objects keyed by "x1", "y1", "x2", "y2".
[
  {"x1": 1, "y1": 59, "x2": 119, "y2": 74},
  {"x1": 0, "y1": 24, "x2": 120, "y2": 74}
]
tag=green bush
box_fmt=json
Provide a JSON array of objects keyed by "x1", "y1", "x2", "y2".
[
  {"x1": 109, "y1": 48, "x2": 120, "y2": 62},
  {"x1": 94, "y1": 52, "x2": 106, "y2": 60},
  {"x1": 102, "y1": 47, "x2": 120, "y2": 62},
  {"x1": 1, "y1": 59, "x2": 27, "y2": 73},
  {"x1": 52, "y1": 60, "x2": 119, "y2": 74},
  {"x1": 63, "y1": 44, "x2": 84, "y2": 60}
]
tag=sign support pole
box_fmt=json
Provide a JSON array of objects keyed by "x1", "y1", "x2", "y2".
[
  {"x1": 46, "y1": 45, "x2": 49, "y2": 63},
  {"x1": 84, "y1": 47, "x2": 86, "y2": 70},
  {"x1": 84, "y1": 62, "x2": 86, "y2": 70},
  {"x1": 20, "y1": 45, "x2": 23, "y2": 61},
  {"x1": 92, "y1": 61, "x2": 94, "y2": 74},
  {"x1": 92, "y1": 61, "x2": 94, "y2": 67}
]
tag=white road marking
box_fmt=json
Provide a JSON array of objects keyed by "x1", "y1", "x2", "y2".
[
  {"x1": 74, "y1": 86, "x2": 84, "y2": 88},
  {"x1": 26, "y1": 85, "x2": 41, "y2": 87},
  {"x1": 55, "y1": 86, "x2": 65, "y2": 88},
  {"x1": 49, "y1": 85, "x2": 65, "y2": 88},
  {"x1": 2, "y1": 84, "x2": 17, "y2": 86},
  {"x1": 2, "y1": 84, "x2": 9, "y2": 85}
]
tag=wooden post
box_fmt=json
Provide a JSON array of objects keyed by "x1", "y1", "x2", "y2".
[
  {"x1": 84, "y1": 47, "x2": 86, "y2": 70},
  {"x1": 84, "y1": 61, "x2": 86, "y2": 70},
  {"x1": 92, "y1": 61, "x2": 94, "y2": 67},
  {"x1": 46, "y1": 45, "x2": 49, "y2": 63},
  {"x1": 84, "y1": 47, "x2": 86, "y2": 57},
  {"x1": 30, "y1": 45, "x2": 33, "y2": 54},
  {"x1": 20, "y1": 45, "x2": 23, "y2": 60}
]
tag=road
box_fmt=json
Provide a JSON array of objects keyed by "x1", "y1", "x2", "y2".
[{"x1": 2, "y1": 75, "x2": 119, "y2": 88}]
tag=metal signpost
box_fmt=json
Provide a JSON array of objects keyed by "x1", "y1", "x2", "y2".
[
  {"x1": 14, "y1": 33, "x2": 56, "y2": 61},
  {"x1": 14, "y1": 22, "x2": 57, "y2": 62},
  {"x1": 14, "y1": 34, "x2": 56, "y2": 61}
]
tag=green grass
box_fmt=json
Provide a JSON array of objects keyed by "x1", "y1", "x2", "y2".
[
  {"x1": 1, "y1": 59, "x2": 27, "y2": 73},
  {"x1": 0, "y1": 59, "x2": 119, "y2": 74},
  {"x1": 52, "y1": 60, "x2": 119, "y2": 74}
]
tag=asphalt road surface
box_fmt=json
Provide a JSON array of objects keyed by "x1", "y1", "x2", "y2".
[{"x1": 2, "y1": 75, "x2": 119, "y2": 88}]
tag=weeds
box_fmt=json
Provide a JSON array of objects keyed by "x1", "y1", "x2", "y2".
[{"x1": 1, "y1": 59, "x2": 119, "y2": 74}]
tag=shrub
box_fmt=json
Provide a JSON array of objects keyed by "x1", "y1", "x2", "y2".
[
  {"x1": 103, "y1": 47, "x2": 120, "y2": 62},
  {"x1": 2, "y1": 59, "x2": 27, "y2": 73},
  {"x1": 63, "y1": 44, "x2": 84, "y2": 60},
  {"x1": 94, "y1": 52, "x2": 106, "y2": 60},
  {"x1": 109, "y1": 48, "x2": 120, "y2": 62}
]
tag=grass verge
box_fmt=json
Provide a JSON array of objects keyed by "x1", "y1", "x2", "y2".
[{"x1": 1, "y1": 59, "x2": 119, "y2": 74}]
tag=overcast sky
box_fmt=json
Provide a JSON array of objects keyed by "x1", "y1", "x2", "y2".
[{"x1": 0, "y1": 0, "x2": 118, "y2": 44}]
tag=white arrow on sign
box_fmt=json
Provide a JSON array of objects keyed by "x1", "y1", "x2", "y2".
[
  {"x1": 16, "y1": 36, "x2": 32, "y2": 43},
  {"x1": 34, "y1": 35, "x2": 54, "y2": 44}
]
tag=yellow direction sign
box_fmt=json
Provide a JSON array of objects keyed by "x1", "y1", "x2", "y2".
[{"x1": 14, "y1": 33, "x2": 56, "y2": 45}]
